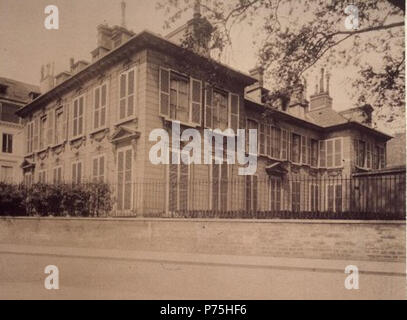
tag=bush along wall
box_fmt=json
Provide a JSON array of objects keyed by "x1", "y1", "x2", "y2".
[{"x1": 0, "y1": 182, "x2": 113, "y2": 217}]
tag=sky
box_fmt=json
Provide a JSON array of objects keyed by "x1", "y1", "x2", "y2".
[{"x1": 0, "y1": 0, "x2": 403, "y2": 133}]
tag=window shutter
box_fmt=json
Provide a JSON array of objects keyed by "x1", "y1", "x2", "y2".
[
  {"x1": 93, "y1": 158, "x2": 98, "y2": 182},
  {"x1": 334, "y1": 139, "x2": 342, "y2": 167},
  {"x1": 99, "y1": 156, "x2": 105, "y2": 181},
  {"x1": 204, "y1": 86, "x2": 213, "y2": 128},
  {"x1": 79, "y1": 97, "x2": 84, "y2": 136},
  {"x1": 25, "y1": 122, "x2": 30, "y2": 154},
  {"x1": 33, "y1": 117, "x2": 39, "y2": 151},
  {"x1": 94, "y1": 87, "x2": 100, "y2": 129},
  {"x1": 101, "y1": 84, "x2": 107, "y2": 127},
  {"x1": 47, "y1": 110, "x2": 54, "y2": 146},
  {"x1": 127, "y1": 69, "x2": 135, "y2": 117},
  {"x1": 190, "y1": 78, "x2": 202, "y2": 125},
  {"x1": 319, "y1": 140, "x2": 326, "y2": 167},
  {"x1": 229, "y1": 93, "x2": 239, "y2": 133},
  {"x1": 354, "y1": 139, "x2": 359, "y2": 166},
  {"x1": 159, "y1": 68, "x2": 170, "y2": 117},
  {"x1": 62, "y1": 104, "x2": 68, "y2": 141},
  {"x1": 72, "y1": 163, "x2": 77, "y2": 184}
]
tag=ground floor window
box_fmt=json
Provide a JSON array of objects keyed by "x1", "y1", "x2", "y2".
[
  {"x1": 327, "y1": 183, "x2": 342, "y2": 212},
  {"x1": 72, "y1": 161, "x2": 83, "y2": 184},
  {"x1": 1, "y1": 165, "x2": 13, "y2": 183},
  {"x1": 38, "y1": 170, "x2": 47, "y2": 183},
  {"x1": 212, "y1": 162, "x2": 228, "y2": 211},
  {"x1": 168, "y1": 150, "x2": 189, "y2": 212},
  {"x1": 292, "y1": 181, "x2": 301, "y2": 212},
  {"x1": 310, "y1": 184, "x2": 319, "y2": 212},
  {"x1": 117, "y1": 148, "x2": 132, "y2": 211},
  {"x1": 24, "y1": 172, "x2": 33, "y2": 186},
  {"x1": 269, "y1": 176, "x2": 281, "y2": 211},
  {"x1": 245, "y1": 175, "x2": 258, "y2": 211},
  {"x1": 53, "y1": 166, "x2": 63, "y2": 184}
]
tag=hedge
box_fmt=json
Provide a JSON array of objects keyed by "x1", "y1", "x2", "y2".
[{"x1": 0, "y1": 182, "x2": 112, "y2": 217}]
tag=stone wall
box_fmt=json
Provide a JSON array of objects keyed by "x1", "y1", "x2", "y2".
[{"x1": 0, "y1": 217, "x2": 404, "y2": 263}]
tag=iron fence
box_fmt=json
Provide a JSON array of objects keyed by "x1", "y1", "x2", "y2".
[{"x1": 111, "y1": 173, "x2": 406, "y2": 220}]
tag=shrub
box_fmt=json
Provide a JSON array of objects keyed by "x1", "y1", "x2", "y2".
[
  {"x1": 0, "y1": 183, "x2": 27, "y2": 216},
  {"x1": 0, "y1": 182, "x2": 113, "y2": 217}
]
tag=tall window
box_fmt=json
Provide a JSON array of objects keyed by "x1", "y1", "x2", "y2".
[
  {"x1": 170, "y1": 74, "x2": 189, "y2": 123},
  {"x1": 245, "y1": 175, "x2": 258, "y2": 211},
  {"x1": 310, "y1": 184, "x2": 319, "y2": 212},
  {"x1": 2, "y1": 133, "x2": 12, "y2": 153},
  {"x1": 355, "y1": 139, "x2": 366, "y2": 167},
  {"x1": 54, "y1": 107, "x2": 64, "y2": 145},
  {"x1": 72, "y1": 96, "x2": 84, "y2": 138},
  {"x1": 159, "y1": 68, "x2": 203, "y2": 126},
  {"x1": 27, "y1": 121, "x2": 34, "y2": 154},
  {"x1": 377, "y1": 146, "x2": 386, "y2": 169},
  {"x1": 268, "y1": 126, "x2": 281, "y2": 159},
  {"x1": 72, "y1": 161, "x2": 83, "y2": 184},
  {"x1": 281, "y1": 129, "x2": 288, "y2": 160},
  {"x1": 39, "y1": 115, "x2": 47, "y2": 150},
  {"x1": 38, "y1": 170, "x2": 47, "y2": 183},
  {"x1": 291, "y1": 133, "x2": 301, "y2": 164},
  {"x1": 119, "y1": 67, "x2": 136, "y2": 121},
  {"x1": 213, "y1": 89, "x2": 228, "y2": 131},
  {"x1": 292, "y1": 181, "x2": 301, "y2": 212},
  {"x1": 117, "y1": 148, "x2": 133, "y2": 211},
  {"x1": 24, "y1": 172, "x2": 33, "y2": 186},
  {"x1": 269, "y1": 177, "x2": 281, "y2": 211},
  {"x1": 311, "y1": 139, "x2": 318, "y2": 167},
  {"x1": 53, "y1": 166, "x2": 63, "y2": 184},
  {"x1": 321, "y1": 138, "x2": 342, "y2": 168},
  {"x1": 94, "y1": 83, "x2": 107, "y2": 129},
  {"x1": 212, "y1": 162, "x2": 228, "y2": 211},
  {"x1": 327, "y1": 184, "x2": 342, "y2": 212},
  {"x1": 168, "y1": 149, "x2": 189, "y2": 212},
  {"x1": 92, "y1": 155, "x2": 105, "y2": 182}
]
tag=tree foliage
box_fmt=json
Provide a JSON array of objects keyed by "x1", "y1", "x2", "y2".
[{"x1": 158, "y1": 0, "x2": 405, "y2": 124}]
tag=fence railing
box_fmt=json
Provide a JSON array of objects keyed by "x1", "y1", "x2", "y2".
[
  {"x1": 112, "y1": 173, "x2": 406, "y2": 220},
  {"x1": 1, "y1": 173, "x2": 405, "y2": 220}
]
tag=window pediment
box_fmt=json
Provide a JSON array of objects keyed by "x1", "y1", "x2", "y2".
[{"x1": 110, "y1": 126, "x2": 140, "y2": 144}]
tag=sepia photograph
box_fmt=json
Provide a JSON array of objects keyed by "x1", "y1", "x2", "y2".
[{"x1": 0, "y1": 0, "x2": 405, "y2": 303}]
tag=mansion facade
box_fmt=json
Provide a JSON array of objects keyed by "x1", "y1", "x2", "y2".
[{"x1": 16, "y1": 11, "x2": 392, "y2": 217}]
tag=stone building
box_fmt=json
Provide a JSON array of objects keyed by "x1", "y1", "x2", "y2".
[
  {"x1": 16, "y1": 8, "x2": 394, "y2": 216},
  {"x1": 0, "y1": 77, "x2": 40, "y2": 183}
]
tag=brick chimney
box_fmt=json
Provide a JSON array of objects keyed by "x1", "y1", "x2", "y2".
[
  {"x1": 40, "y1": 63, "x2": 55, "y2": 94},
  {"x1": 309, "y1": 68, "x2": 333, "y2": 111},
  {"x1": 165, "y1": 0, "x2": 213, "y2": 57},
  {"x1": 245, "y1": 67, "x2": 269, "y2": 103},
  {"x1": 287, "y1": 78, "x2": 308, "y2": 118}
]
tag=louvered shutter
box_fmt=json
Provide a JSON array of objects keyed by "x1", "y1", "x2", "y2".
[
  {"x1": 159, "y1": 68, "x2": 170, "y2": 117},
  {"x1": 229, "y1": 93, "x2": 239, "y2": 133},
  {"x1": 190, "y1": 78, "x2": 202, "y2": 125},
  {"x1": 47, "y1": 110, "x2": 54, "y2": 146},
  {"x1": 33, "y1": 117, "x2": 39, "y2": 151},
  {"x1": 204, "y1": 86, "x2": 213, "y2": 128}
]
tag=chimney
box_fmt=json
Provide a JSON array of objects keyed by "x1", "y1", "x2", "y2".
[
  {"x1": 165, "y1": 0, "x2": 213, "y2": 57},
  {"x1": 40, "y1": 62, "x2": 55, "y2": 94},
  {"x1": 121, "y1": 1, "x2": 127, "y2": 28},
  {"x1": 245, "y1": 67, "x2": 267, "y2": 103},
  {"x1": 287, "y1": 79, "x2": 308, "y2": 118},
  {"x1": 309, "y1": 68, "x2": 333, "y2": 111}
]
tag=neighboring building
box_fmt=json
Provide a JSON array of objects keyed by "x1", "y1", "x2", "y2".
[
  {"x1": 16, "y1": 8, "x2": 393, "y2": 216},
  {"x1": 0, "y1": 77, "x2": 40, "y2": 183},
  {"x1": 386, "y1": 131, "x2": 406, "y2": 167}
]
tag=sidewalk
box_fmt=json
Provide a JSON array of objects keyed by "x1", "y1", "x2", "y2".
[{"x1": 0, "y1": 243, "x2": 404, "y2": 277}]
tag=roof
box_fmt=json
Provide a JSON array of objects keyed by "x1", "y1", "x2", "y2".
[
  {"x1": 245, "y1": 97, "x2": 393, "y2": 140},
  {"x1": 306, "y1": 108, "x2": 348, "y2": 127},
  {"x1": 17, "y1": 30, "x2": 257, "y2": 117},
  {"x1": 0, "y1": 77, "x2": 40, "y2": 104},
  {"x1": 352, "y1": 165, "x2": 406, "y2": 177}
]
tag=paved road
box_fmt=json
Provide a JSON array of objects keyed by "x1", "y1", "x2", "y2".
[{"x1": 0, "y1": 248, "x2": 405, "y2": 299}]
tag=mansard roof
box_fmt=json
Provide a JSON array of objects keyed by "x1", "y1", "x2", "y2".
[{"x1": 17, "y1": 30, "x2": 257, "y2": 118}]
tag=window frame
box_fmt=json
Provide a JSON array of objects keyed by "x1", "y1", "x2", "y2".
[
  {"x1": 53, "y1": 165, "x2": 63, "y2": 184},
  {"x1": 72, "y1": 95, "x2": 85, "y2": 140},
  {"x1": 92, "y1": 154, "x2": 106, "y2": 183},
  {"x1": 93, "y1": 82, "x2": 108, "y2": 131},
  {"x1": 71, "y1": 160, "x2": 83, "y2": 184},
  {"x1": 2, "y1": 132, "x2": 13, "y2": 154},
  {"x1": 118, "y1": 66, "x2": 137, "y2": 123}
]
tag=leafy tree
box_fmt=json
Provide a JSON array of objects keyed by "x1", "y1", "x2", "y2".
[{"x1": 158, "y1": 0, "x2": 405, "y2": 124}]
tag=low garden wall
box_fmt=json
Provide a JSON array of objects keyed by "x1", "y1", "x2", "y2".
[{"x1": 0, "y1": 217, "x2": 405, "y2": 263}]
